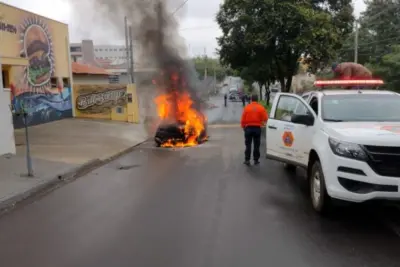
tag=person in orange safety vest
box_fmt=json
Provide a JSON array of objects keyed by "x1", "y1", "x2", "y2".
[{"x1": 241, "y1": 94, "x2": 268, "y2": 165}]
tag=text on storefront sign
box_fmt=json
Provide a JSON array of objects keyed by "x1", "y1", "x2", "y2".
[
  {"x1": 76, "y1": 88, "x2": 126, "y2": 110},
  {"x1": 0, "y1": 22, "x2": 17, "y2": 34}
]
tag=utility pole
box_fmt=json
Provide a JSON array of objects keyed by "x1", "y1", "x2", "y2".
[
  {"x1": 203, "y1": 47, "x2": 207, "y2": 80},
  {"x1": 124, "y1": 16, "x2": 131, "y2": 82},
  {"x1": 129, "y1": 26, "x2": 135, "y2": 83},
  {"x1": 156, "y1": 0, "x2": 163, "y2": 62},
  {"x1": 354, "y1": 20, "x2": 359, "y2": 63},
  {"x1": 213, "y1": 62, "x2": 216, "y2": 94}
]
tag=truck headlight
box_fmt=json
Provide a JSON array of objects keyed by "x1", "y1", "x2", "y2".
[{"x1": 328, "y1": 137, "x2": 368, "y2": 161}]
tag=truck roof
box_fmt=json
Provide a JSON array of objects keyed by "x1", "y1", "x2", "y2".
[{"x1": 314, "y1": 90, "x2": 399, "y2": 96}]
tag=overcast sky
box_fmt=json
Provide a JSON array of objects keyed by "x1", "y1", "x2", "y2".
[{"x1": 3, "y1": 0, "x2": 366, "y2": 57}]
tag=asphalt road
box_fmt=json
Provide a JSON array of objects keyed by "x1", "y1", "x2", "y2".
[
  {"x1": 1, "y1": 97, "x2": 400, "y2": 266},
  {"x1": 206, "y1": 95, "x2": 244, "y2": 124}
]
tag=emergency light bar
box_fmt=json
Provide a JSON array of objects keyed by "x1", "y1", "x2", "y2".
[{"x1": 314, "y1": 79, "x2": 384, "y2": 86}]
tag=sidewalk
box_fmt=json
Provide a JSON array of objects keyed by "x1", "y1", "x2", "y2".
[{"x1": 0, "y1": 118, "x2": 148, "y2": 210}]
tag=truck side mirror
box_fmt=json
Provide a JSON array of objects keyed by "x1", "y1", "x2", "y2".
[{"x1": 291, "y1": 114, "x2": 314, "y2": 126}]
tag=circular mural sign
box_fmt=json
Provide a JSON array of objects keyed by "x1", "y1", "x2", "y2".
[{"x1": 20, "y1": 17, "x2": 54, "y2": 91}]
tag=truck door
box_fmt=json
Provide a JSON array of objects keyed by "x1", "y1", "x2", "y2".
[{"x1": 266, "y1": 93, "x2": 316, "y2": 167}]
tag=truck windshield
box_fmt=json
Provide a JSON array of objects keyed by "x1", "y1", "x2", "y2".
[{"x1": 321, "y1": 94, "x2": 400, "y2": 122}]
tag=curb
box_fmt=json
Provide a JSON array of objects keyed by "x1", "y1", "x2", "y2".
[{"x1": 0, "y1": 139, "x2": 149, "y2": 216}]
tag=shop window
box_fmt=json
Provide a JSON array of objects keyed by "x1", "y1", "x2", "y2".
[
  {"x1": 109, "y1": 75, "x2": 119, "y2": 84},
  {"x1": 50, "y1": 77, "x2": 58, "y2": 88},
  {"x1": 2, "y1": 70, "x2": 9, "y2": 88},
  {"x1": 70, "y1": 46, "x2": 81, "y2": 52},
  {"x1": 63, "y1": 78, "x2": 70, "y2": 88},
  {"x1": 116, "y1": 107, "x2": 123, "y2": 113}
]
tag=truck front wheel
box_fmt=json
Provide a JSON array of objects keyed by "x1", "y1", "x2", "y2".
[{"x1": 309, "y1": 160, "x2": 331, "y2": 214}]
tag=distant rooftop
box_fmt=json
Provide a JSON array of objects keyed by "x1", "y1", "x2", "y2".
[{"x1": 71, "y1": 62, "x2": 109, "y2": 75}]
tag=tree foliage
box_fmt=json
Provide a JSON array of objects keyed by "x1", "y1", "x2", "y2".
[
  {"x1": 191, "y1": 56, "x2": 230, "y2": 81},
  {"x1": 216, "y1": 0, "x2": 354, "y2": 92},
  {"x1": 367, "y1": 45, "x2": 400, "y2": 91},
  {"x1": 338, "y1": 0, "x2": 400, "y2": 91}
]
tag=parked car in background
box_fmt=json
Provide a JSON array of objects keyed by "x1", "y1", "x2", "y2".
[{"x1": 228, "y1": 91, "x2": 241, "y2": 102}]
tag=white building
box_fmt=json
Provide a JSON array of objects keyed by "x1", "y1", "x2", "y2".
[
  {"x1": 93, "y1": 45, "x2": 129, "y2": 61},
  {"x1": 69, "y1": 41, "x2": 144, "y2": 71},
  {"x1": 0, "y1": 63, "x2": 16, "y2": 156},
  {"x1": 70, "y1": 42, "x2": 84, "y2": 63},
  {"x1": 70, "y1": 42, "x2": 139, "y2": 64}
]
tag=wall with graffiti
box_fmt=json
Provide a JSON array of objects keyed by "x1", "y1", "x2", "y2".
[
  {"x1": 0, "y1": 3, "x2": 72, "y2": 128},
  {"x1": 73, "y1": 84, "x2": 131, "y2": 122}
]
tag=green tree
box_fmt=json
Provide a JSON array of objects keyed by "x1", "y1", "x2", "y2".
[
  {"x1": 336, "y1": 0, "x2": 400, "y2": 89},
  {"x1": 367, "y1": 45, "x2": 400, "y2": 91},
  {"x1": 338, "y1": 0, "x2": 400, "y2": 65},
  {"x1": 216, "y1": 0, "x2": 354, "y2": 92},
  {"x1": 192, "y1": 56, "x2": 228, "y2": 81}
]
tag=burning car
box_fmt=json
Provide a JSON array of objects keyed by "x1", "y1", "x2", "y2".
[
  {"x1": 155, "y1": 118, "x2": 208, "y2": 147},
  {"x1": 152, "y1": 68, "x2": 208, "y2": 148}
]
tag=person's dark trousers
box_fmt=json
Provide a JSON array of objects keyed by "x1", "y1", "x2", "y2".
[
  {"x1": 242, "y1": 98, "x2": 246, "y2": 107},
  {"x1": 244, "y1": 126, "x2": 262, "y2": 162}
]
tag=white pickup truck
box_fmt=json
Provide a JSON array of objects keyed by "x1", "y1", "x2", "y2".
[{"x1": 266, "y1": 89, "x2": 400, "y2": 214}]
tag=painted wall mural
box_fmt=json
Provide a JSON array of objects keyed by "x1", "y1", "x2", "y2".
[
  {"x1": 73, "y1": 84, "x2": 128, "y2": 121},
  {"x1": 74, "y1": 84, "x2": 127, "y2": 114},
  {"x1": 11, "y1": 16, "x2": 72, "y2": 128},
  {"x1": 21, "y1": 17, "x2": 55, "y2": 91}
]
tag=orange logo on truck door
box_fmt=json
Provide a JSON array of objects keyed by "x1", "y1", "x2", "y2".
[{"x1": 282, "y1": 131, "x2": 294, "y2": 147}]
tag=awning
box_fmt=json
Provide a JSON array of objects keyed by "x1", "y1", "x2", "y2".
[{"x1": 0, "y1": 56, "x2": 29, "y2": 66}]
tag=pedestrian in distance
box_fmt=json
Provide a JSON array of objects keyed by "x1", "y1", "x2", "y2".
[
  {"x1": 241, "y1": 94, "x2": 268, "y2": 165},
  {"x1": 241, "y1": 93, "x2": 246, "y2": 107},
  {"x1": 224, "y1": 93, "x2": 227, "y2": 107}
]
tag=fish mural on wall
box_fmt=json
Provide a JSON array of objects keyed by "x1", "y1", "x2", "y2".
[{"x1": 11, "y1": 16, "x2": 72, "y2": 128}]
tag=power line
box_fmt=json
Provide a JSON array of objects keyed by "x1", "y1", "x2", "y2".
[
  {"x1": 342, "y1": 6, "x2": 397, "y2": 42},
  {"x1": 180, "y1": 25, "x2": 217, "y2": 31},
  {"x1": 171, "y1": 0, "x2": 189, "y2": 15},
  {"x1": 339, "y1": 36, "x2": 400, "y2": 52},
  {"x1": 358, "y1": 6, "x2": 396, "y2": 25}
]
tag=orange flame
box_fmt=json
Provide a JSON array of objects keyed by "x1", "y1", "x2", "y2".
[{"x1": 154, "y1": 72, "x2": 206, "y2": 147}]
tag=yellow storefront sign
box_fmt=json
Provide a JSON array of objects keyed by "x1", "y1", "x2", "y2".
[{"x1": 73, "y1": 84, "x2": 139, "y2": 123}]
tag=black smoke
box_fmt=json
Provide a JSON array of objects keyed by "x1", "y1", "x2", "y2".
[
  {"x1": 138, "y1": 1, "x2": 203, "y2": 112},
  {"x1": 68, "y1": 0, "x2": 204, "y2": 131}
]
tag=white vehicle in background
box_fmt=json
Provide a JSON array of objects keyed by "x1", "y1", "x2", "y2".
[
  {"x1": 265, "y1": 79, "x2": 400, "y2": 214},
  {"x1": 228, "y1": 86, "x2": 239, "y2": 93}
]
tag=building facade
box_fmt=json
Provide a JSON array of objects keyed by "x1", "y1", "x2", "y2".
[
  {"x1": 70, "y1": 42, "x2": 83, "y2": 63},
  {"x1": 69, "y1": 41, "x2": 157, "y2": 88},
  {"x1": 69, "y1": 41, "x2": 146, "y2": 73},
  {"x1": 1, "y1": 3, "x2": 73, "y2": 132},
  {"x1": 93, "y1": 45, "x2": 129, "y2": 61},
  {"x1": 0, "y1": 68, "x2": 15, "y2": 155}
]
